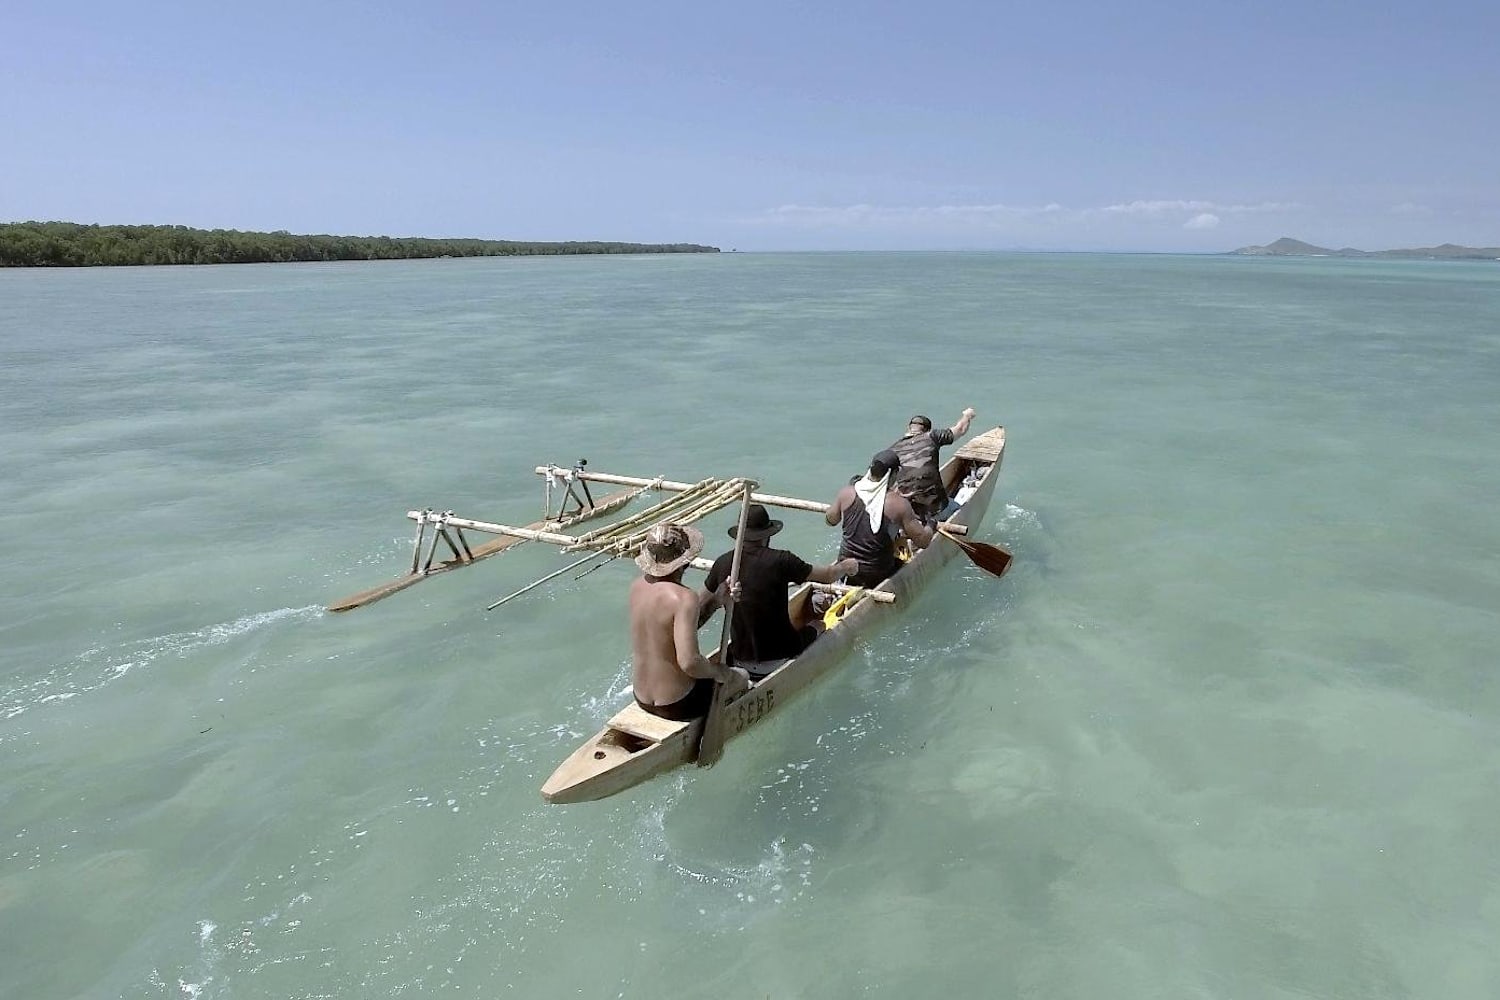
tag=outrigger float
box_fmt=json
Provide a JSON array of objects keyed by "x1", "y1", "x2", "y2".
[{"x1": 326, "y1": 427, "x2": 1008, "y2": 803}]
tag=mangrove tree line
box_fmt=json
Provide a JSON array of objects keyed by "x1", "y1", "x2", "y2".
[{"x1": 0, "y1": 222, "x2": 720, "y2": 267}]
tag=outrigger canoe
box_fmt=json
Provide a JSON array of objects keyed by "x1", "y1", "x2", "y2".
[{"x1": 540, "y1": 426, "x2": 1007, "y2": 803}]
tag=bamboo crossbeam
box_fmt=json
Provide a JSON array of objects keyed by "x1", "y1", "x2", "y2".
[
  {"x1": 569, "y1": 477, "x2": 752, "y2": 553},
  {"x1": 563, "y1": 481, "x2": 743, "y2": 555},
  {"x1": 640, "y1": 478, "x2": 746, "y2": 528},
  {"x1": 408, "y1": 513, "x2": 583, "y2": 548},
  {"x1": 415, "y1": 487, "x2": 746, "y2": 560},
  {"x1": 532, "y1": 467, "x2": 967, "y2": 534},
  {"x1": 566, "y1": 478, "x2": 725, "y2": 548},
  {"x1": 400, "y1": 512, "x2": 897, "y2": 605},
  {"x1": 536, "y1": 468, "x2": 828, "y2": 514}
]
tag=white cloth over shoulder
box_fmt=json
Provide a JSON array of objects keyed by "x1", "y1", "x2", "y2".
[{"x1": 853, "y1": 472, "x2": 891, "y2": 533}]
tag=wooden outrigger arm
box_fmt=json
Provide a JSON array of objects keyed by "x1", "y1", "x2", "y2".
[
  {"x1": 421, "y1": 474, "x2": 749, "y2": 554},
  {"x1": 429, "y1": 513, "x2": 895, "y2": 607},
  {"x1": 325, "y1": 480, "x2": 643, "y2": 613},
  {"x1": 416, "y1": 514, "x2": 586, "y2": 550},
  {"x1": 329, "y1": 460, "x2": 931, "y2": 615},
  {"x1": 536, "y1": 466, "x2": 830, "y2": 513},
  {"x1": 532, "y1": 466, "x2": 966, "y2": 534}
]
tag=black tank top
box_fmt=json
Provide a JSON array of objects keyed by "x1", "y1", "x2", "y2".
[{"x1": 839, "y1": 494, "x2": 898, "y2": 581}]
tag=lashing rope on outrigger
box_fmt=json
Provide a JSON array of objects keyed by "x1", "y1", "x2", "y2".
[{"x1": 563, "y1": 476, "x2": 754, "y2": 557}]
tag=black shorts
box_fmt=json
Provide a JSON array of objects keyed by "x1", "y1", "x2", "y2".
[{"x1": 635, "y1": 678, "x2": 716, "y2": 721}]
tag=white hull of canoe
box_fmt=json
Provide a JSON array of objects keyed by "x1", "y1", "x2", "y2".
[{"x1": 540, "y1": 427, "x2": 1007, "y2": 804}]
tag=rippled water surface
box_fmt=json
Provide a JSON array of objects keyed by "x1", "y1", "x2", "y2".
[{"x1": 2, "y1": 252, "x2": 1498, "y2": 998}]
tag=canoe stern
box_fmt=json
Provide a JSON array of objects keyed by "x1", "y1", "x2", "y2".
[{"x1": 540, "y1": 706, "x2": 701, "y2": 803}]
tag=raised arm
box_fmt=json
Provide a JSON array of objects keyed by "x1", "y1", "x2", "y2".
[{"x1": 948, "y1": 406, "x2": 976, "y2": 439}]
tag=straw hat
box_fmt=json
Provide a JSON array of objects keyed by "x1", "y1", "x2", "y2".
[{"x1": 635, "y1": 523, "x2": 705, "y2": 576}]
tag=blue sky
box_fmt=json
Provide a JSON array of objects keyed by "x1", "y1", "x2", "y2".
[{"x1": 4, "y1": 1, "x2": 1496, "y2": 251}]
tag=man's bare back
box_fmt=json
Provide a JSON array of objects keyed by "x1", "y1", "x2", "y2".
[{"x1": 629, "y1": 524, "x2": 748, "y2": 715}]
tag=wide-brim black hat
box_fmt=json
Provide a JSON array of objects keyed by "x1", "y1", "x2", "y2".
[{"x1": 729, "y1": 503, "x2": 783, "y2": 541}]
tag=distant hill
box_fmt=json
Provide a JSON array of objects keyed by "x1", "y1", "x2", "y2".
[
  {"x1": 1230, "y1": 237, "x2": 1500, "y2": 260},
  {"x1": 0, "y1": 221, "x2": 720, "y2": 267}
]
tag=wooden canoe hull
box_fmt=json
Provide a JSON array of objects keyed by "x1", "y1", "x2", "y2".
[{"x1": 540, "y1": 426, "x2": 1007, "y2": 803}]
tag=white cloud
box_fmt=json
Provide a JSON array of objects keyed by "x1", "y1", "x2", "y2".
[
  {"x1": 1103, "y1": 199, "x2": 1213, "y2": 216},
  {"x1": 757, "y1": 203, "x2": 1056, "y2": 227},
  {"x1": 1101, "y1": 199, "x2": 1297, "y2": 216},
  {"x1": 742, "y1": 197, "x2": 1301, "y2": 230}
]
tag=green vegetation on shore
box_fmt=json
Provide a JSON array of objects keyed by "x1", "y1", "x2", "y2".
[
  {"x1": 0, "y1": 221, "x2": 719, "y2": 267},
  {"x1": 1230, "y1": 236, "x2": 1500, "y2": 260}
]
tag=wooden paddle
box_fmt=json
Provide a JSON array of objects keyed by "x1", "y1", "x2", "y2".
[
  {"x1": 936, "y1": 526, "x2": 1014, "y2": 578},
  {"x1": 696, "y1": 482, "x2": 754, "y2": 768}
]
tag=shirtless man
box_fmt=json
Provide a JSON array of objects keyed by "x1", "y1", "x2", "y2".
[
  {"x1": 630, "y1": 523, "x2": 749, "y2": 720},
  {"x1": 825, "y1": 449, "x2": 934, "y2": 588}
]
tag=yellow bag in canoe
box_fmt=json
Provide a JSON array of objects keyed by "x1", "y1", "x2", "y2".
[{"x1": 822, "y1": 587, "x2": 865, "y2": 630}]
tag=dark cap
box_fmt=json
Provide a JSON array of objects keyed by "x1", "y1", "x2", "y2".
[
  {"x1": 908, "y1": 414, "x2": 932, "y2": 431},
  {"x1": 869, "y1": 449, "x2": 901, "y2": 479}
]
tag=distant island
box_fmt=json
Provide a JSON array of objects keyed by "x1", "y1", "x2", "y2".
[
  {"x1": 1230, "y1": 237, "x2": 1500, "y2": 261},
  {"x1": 0, "y1": 221, "x2": 720, "y2": 267}
]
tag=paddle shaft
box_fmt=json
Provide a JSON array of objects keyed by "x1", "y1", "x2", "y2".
[
  {"x1": 697, "y1": 483, "x2": 755, "y2": 768},
  {"x1": 718, "y1": 524, "x2": 748, "y2": 658}
]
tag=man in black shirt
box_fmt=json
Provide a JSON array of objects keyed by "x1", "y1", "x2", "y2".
[
  {"x1": 700, "y1": 504, "x2": 858, "y2": 680},
  {"x1": 889, "y1": 407, "x2": 976, "y2": 521}
]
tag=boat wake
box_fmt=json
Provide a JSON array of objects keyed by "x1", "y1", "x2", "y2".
[
  {"x1": 657, "y1": 827, "x2": 821, "y2": 918},
  {"x1": 0, "y1": 605, "x2": 324, "y2": 723}
]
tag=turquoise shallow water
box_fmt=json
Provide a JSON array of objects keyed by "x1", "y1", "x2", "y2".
[{"x1": 2, "y1": 252, "x2": 1499, "y2": 998}]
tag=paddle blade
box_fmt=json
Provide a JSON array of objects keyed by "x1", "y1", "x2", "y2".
[
  {"x1": 696, "y1": 682, "x2": 733, "y2": 767},
  {"x1": 939, "y1": 529, "x2": 1013, "y2": 579},
  {"x1": 963, "y1": 539, "x2": 1013, "y2": 578}
]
